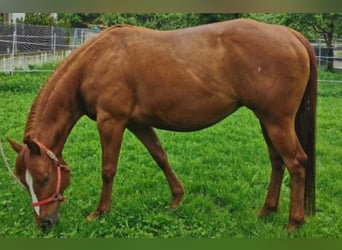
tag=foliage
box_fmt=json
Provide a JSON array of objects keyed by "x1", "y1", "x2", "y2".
[
  {"x1": 242, "y1": 13, "x2": 342, "y2": 40},
  {"x1": 93, "y1": 13, "x2": 193, "y2": 30},
  {"x1": 57, "y1": 13, "x2": 342, "y2": 71},
  {"x1": 0, "y1": 66, "x2": 342, "y2": 238},
  {"x1": 56, "y1": 13, "x2": 245, "y2": 30},
  {"x1": 248, "y1": 13, "x2": 342, "y2": 71},
  {"x1": 22, "y1": 13, "x2": 57, "y2": 26},
  {"x1": 283, "y1": 13, "x2": 342, "y2": 71},
  {"x1": 55, "y1": 13, "x2": 342, "y2": 39},
  {"x1": 57, "y1": 13, "x2": 101, "y2": 28},
  {"x1": 20, "y1": 13, "x2": 340, "y2": 40},
  {"x1": 196, "y1": 13, "x2": 243, "y2": 24},
  {"x1": 72, "y1": 13, "x2": 243, "y2": 30}
]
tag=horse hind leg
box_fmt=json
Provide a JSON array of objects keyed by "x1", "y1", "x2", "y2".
[
  {"x1": 128, "y1": 125, "x2": 184, "y2": 208},
  {"x1": 262, "y1": 119, "x2": 307, "y2": 231},
  {"x1": 258, "y1": 122, "x2": 285, "y2": 217}
]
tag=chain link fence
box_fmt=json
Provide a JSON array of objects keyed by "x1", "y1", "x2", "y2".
[{"x1": 0, "y1": 23, "x2": 99, "y2": 73}]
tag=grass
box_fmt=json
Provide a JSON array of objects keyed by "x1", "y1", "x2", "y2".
[{"x1": 0, "y1": 68, "x2": 342, "y2": 238}]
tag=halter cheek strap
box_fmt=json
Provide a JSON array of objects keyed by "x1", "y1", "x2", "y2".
[
  {"x1": 31, "y1": 165, "x2": 65, "y2": 207},
  {"x1": 30, "y1": 140, "x2": 69, "y2": 207}
]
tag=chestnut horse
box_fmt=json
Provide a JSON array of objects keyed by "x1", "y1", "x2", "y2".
[{"x1": 7, "y1": 19, "x2": 317, "y2": 232}]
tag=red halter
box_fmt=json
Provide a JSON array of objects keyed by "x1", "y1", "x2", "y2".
[{"x1": 30, "y1": 140, "x2": 69, "y2": 207}]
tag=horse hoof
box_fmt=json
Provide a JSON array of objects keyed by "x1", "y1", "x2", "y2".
[
  {"x1": 257, "y1": 206, "x2": 278, "y2": 217},
  {"x1": 286, "y1": 219, "x2": 304, "y2": 232},
  {"x1": 286, "y1": 223, "x2": 299, "y2": 232},
  {"x1": 170, "y1": 201, "x2": 179, "y2": 209},
  {"x1": 170, "y1": 192, "x2": 184, "y2": 209},
  {"x1": 86, "y1": 210, "x2": 102, "y2": 221}
]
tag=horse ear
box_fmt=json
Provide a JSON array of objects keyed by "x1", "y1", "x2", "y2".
[
  {"x1": 25, "y1": 139, "x2": 41, "y2": 155},
  {"x1": 6, "y1": 138, "x2": 23, "y2": 153}
]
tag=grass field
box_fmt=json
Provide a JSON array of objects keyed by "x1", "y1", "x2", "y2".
[{"x1": 0, "y1": 67, "x2": 341, "y2": 238}]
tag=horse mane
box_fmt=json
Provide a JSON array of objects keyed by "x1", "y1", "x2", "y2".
[
  {"x1": 24, "y1": 75, "x2": 56, "y2": 142},
  {"x1": 23, "y1": 45, "x2": 83, "y2": 142}
]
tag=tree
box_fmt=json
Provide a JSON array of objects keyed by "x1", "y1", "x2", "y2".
[
  {"x1": 56, "y1": 13, "x2": 244, "y2": 30},
  {"x1": 92, "y1": 13, "x2": 198, "y2": 30},
  {"x1": 286, "y1": 13, "x2": 342, "y2": 71},
  {"x1": 248, "y1": 13, "x2": 342, "y2": 71},
  {"x1": 197, "y1": 13, "x2": 243, "y2": 24},
  {"x1": 57, "y1": 13, "x2": 100, "y2": 28},
  {"x1": 23, "y1": 13, "x2": 57, "y2": 26}
]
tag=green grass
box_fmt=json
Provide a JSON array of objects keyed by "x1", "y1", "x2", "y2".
[{"x1": 0, "y1": 68, "x2": 342, "y2": 238}]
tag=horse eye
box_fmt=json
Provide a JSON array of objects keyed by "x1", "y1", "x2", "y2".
[{"x1": 38, "y1": 175, "x2": 49, "y2": 186}]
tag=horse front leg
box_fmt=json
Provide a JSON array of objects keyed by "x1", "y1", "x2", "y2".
[
  {"x1": 128, "y1": 125, "x2": 184, "y2": 208},
  {"x1": 86, "y1": 116, "x2": 126, "y2": 221}
]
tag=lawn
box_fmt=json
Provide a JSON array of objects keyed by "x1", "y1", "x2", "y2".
[{"x1": 0, "y1": 68, "x2": 341, "y2": 238}]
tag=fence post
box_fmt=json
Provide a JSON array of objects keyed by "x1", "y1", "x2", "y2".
[
  {"x1": 318, "y1": 38, "x2": 321, "y2": 67},
  {"x1": 10, "y1": 24, "x2": 17, "y2": 75},
  {"x1": 72, "y1": 29, "x2": 77, "y2": 49},
  {"x1": 81, "y1": 29, "x2": 85, "y2": 44},
  {"x1": 53, "y1": 32, "x2": 56, "y2": 62},
  {"x1": 51, "y1": 26, "x2": 54, "y2": 51}
]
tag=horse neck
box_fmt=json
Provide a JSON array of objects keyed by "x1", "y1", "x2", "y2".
[{"x1": 24, "y1": 69, "x2": 83, "y2": 156}]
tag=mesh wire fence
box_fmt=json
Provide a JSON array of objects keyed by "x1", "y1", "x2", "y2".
[{"x1": 0, "y1": 23, "x2": 99, "y2": 72}]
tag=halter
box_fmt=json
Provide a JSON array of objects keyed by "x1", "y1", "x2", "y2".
[{"x1": 29, "y1": 139, "x2": 69, "y2": 207}]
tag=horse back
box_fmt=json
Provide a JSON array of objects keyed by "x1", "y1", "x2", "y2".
[{"x1": 76, "y1": 19, "x2": 311, "y2": 130}]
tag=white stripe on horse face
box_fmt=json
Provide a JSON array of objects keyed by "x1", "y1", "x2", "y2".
[{"x1": 25, "y1": 170, "x2": 40, "y2": 215}]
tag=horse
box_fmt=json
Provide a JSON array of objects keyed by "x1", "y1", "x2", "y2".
[{"x1": 7, "y1": 18, "x2": 317, "y2": 232}]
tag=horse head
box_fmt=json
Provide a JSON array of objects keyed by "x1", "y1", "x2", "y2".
[{"x1": 7, "y1": 138, "x2": 70, "y2": 231}]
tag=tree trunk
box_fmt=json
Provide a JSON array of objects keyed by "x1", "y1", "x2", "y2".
[
  {"x1": 326, "y1": 39, "x2": 334, "y2": 71},
  {"x1": 324, "y1": 28, "x2": 334, "y2": 71}
]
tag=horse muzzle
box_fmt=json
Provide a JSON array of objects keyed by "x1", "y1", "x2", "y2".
[{"x1": 37, "y1": 210, "x2": 59, "y2": 232}]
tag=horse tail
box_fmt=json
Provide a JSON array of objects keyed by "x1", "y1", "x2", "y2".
[{"x1": 291, "y1": 29, "x2": 318, "y2": 215}]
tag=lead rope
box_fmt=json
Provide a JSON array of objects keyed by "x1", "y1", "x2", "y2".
[{"x1": 0, "y1": 138, "x2": 27, "y2": 190}]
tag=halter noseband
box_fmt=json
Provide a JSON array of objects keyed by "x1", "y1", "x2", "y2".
[{"x1": 29, "y1": 139, "x2": 69, "y2": 207}]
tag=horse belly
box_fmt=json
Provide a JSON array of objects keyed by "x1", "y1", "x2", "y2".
[{"x1": 130, "y1": 95, "x2": 239, "y2": 131}]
